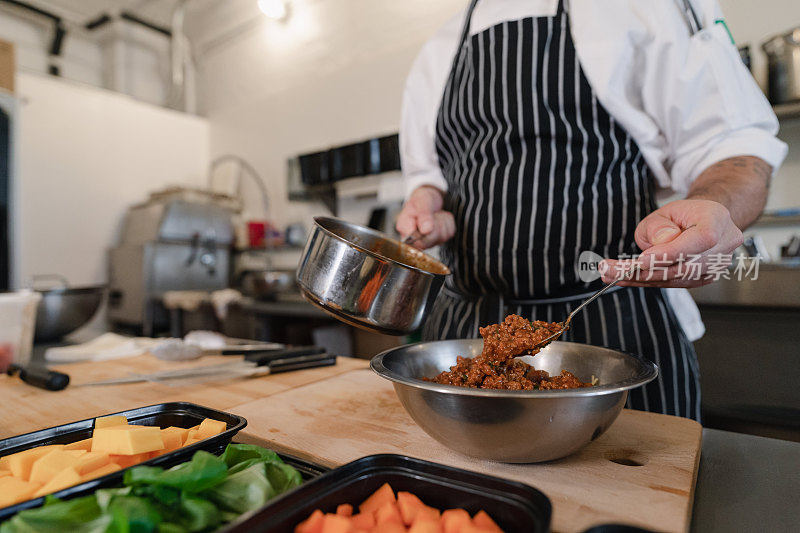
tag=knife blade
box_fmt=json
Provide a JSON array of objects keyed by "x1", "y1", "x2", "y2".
[{"x1": 77, "y1": 352, "x2": 335, "y2": 387}]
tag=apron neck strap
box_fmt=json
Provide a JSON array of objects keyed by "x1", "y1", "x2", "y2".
[{"x1": 458, "y1": 0, "x2": 481, "y2": 47}]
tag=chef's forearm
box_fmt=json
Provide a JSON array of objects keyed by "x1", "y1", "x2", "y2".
[{"x1": 686, "y1": 156, "x2": 771, "y2": 230}]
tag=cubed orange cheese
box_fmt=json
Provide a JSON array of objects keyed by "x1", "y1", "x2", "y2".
[
  {"x1": 29, "y1": 450, "x2": 84, "y2": 485},
  {"x1": 182, "y1": 437, "x2": 203, "y2": 448},
  {"x1": 151, "y1": 427, "x2": 185, "y2": 457},
  {"x1": 0, "y1": 471, "x2": 11, "y2": 478},
  {"x1": 81, "y1": 462, "x2": 121, "y2": 481},
  {"x1": 91, "y1": 426, "x2": 164, "y2": 455},
  {"x1": 183, "y1": 428, "x2": 200, "y2": 445},
  {"x1": 108, "y1": 453, "x2": 150, "y2": 469},
  {"x1": 3, "y1": 445, "x2": 65, "y2": 481},
  {"x1": 161, "y1": 426, "x2": 189, "y2": 446},
  {"x1": 196, "y1": 418, "x2": 226, "y2": 439},
  {"x1": 33, "y1": 467, "x2": 81, "y2": 498},
  {"x1": 0, "y1": 477, "x2": 42, "y2": 508},
  {"x1": 74, "y1": 452, "x2": 112, "y2": 476},
  {"x1": 64, "y1": 450, "x2": 88, "y2": 458},
  {"x1": 94, "y1": 415, "x2": 128, "y2": 428},
  {"x1": 63, "y1": 438, "x2": 93, "y2": 452}
]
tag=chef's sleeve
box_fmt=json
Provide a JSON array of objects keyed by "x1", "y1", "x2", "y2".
[
  {"x1": 399, "y1": 45, "x2": 449, "y2": 198},
  {"x1": 638, "y1": 0, "x2": 788, "y2": 193}
]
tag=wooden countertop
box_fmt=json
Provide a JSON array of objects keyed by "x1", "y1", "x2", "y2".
[
  {"x1": 0, "y1": 353, "x2": 366, "y2": 439},
  {"x1": 0, "y1": 354, "x2": 702, "y2": 532}
]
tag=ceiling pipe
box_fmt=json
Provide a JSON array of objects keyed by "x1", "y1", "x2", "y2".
[{"x1": 167, "y1": 0, "x2": 191, "y2": 112}]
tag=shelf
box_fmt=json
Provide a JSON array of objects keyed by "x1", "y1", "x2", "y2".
[
  {"x1": 774, "y1": 101, "x2": 800, "y2": 121},
  {"x1": 753, "y1": 210, "x2": 800, "y2": 227},
  {"x1": 235, "y1": 245, "x2": 305, "y2": 253}
]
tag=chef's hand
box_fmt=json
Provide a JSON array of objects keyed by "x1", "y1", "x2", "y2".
[
  {"x1": 600, "y1": 199, "x2": 744, "y2": 288},
  {"x1": 396, "y1": 186, "x2": 455, "y2": 249}
]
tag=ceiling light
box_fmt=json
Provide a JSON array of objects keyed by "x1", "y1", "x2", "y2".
[{"x1": 258, "y1": 0, "x2": 288, "y2": 21}]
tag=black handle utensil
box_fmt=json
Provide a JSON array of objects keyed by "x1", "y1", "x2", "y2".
[{"x1": 7, "y1": 364, "x2": 70, "y2": 391}]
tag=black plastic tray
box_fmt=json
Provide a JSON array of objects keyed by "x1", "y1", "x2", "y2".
[
  {"x1": 0, "y1": 402, "x2": 248, "y2": 520},
  {"x1": 225, "y1": 454, "x2": 552, "y2": 533}
]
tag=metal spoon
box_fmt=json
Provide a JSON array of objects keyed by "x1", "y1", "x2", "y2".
[
  {"x1": 531, "y1": 265, "x2": 639, "y2": 350},
  {"x1": 402, "y1": 231, "x2": 423, "y2": 247}
]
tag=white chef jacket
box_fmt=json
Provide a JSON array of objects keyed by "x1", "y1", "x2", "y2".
[{"x1": 399, "y1": 0, "x2": 788, "y2": 341}]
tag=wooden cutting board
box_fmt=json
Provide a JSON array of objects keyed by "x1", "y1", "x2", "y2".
[
  {"x1": 0, "y1": 354, "x2": 366, "y2": 440},
  {"x1": 233, "y1": 368, "x2": 702, "y2": 533}
]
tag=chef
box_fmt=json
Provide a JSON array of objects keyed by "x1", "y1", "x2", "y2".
[{"x1": 396, "y1": 0, "x2": 787, "y2": 420}]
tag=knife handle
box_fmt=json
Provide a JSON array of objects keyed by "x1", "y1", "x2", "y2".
[
  {"x1": 267, "y1": 353, "x2": 336, "y2": 374},
  {"x1": 245, "y1": 346, "x2": 326, "y2": 366},
  {"x1": 8, "y1": 364, "x2": 70, "y2": 391}
]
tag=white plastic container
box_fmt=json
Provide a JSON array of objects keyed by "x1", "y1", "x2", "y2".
[{"x1": 0, "y1": 290, "x2": 42, "y2": 369}]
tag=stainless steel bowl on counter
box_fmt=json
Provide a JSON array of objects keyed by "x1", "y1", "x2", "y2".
[
  {"x1": 31, "y1": 275, "x2": 105, "y2": 342},
  {"x1": 296, "y1": 217, "x2": 450, "y2": 335},
  {"x1": 371, "y1": 339, "x2": 658, "y2": 463},
  {"x1": 238, "y1": 269, "x2": 297, "y2": 300}
]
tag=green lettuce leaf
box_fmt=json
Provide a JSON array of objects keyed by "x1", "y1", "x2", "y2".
[
  {"x1": 202, "y1": 463, "x2": 273, "y2": 514},
  {"x1": 264, "y1": 461, "x2": 302, "y2": 494},
  {"x1": 0, "y1": 496, "x2": 112, "y2": 533},
  {"x1": 124, "y1": 452, "x2": 227, "y2": 493},
  {"x1": 219, "y1": 443, "x2": 280, "y2": 469},
  {"x1": 96, "y1": 488, "x2": 132, "y2": 511},
  {"x1": 177, "y1": 495, "x2": 220, "y2": 532},
  {"x1": 107, "y1": 495, "x2": 161, "y2": 533}
]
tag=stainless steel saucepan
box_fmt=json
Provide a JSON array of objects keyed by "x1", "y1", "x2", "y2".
[{"x1": 296, "y1": 217, "x2": 450, "y2": 335}]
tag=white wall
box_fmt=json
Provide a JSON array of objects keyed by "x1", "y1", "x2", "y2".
[
  {"x1": 14, "y1": 72, "x2": 210, "y2": 288},
  {"x1": 200, "y1": 0, "x2": 463, "y2": 224}
]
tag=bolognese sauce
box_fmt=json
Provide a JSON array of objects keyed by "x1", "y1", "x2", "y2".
[{"x1": 427, "y1": 314, "x2": 594, "y2": 390}]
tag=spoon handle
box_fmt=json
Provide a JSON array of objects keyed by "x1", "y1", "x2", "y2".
[{"x1": 564, "y1": 265, "x2": 639, "y2": 326}]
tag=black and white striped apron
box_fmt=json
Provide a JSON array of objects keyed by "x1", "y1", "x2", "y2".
[{"x1": 424, "y1": 0, "x2": 702, "y2": 421}]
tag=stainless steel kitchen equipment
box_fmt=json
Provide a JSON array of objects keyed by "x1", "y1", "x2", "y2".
[
  {"x1": 30, "y1": 274, "x2": 105, "y2": 342},
  {"x1": 108, "y1": 188, "x2": 236, "y2": 331},
  {"x1": 763, "y1": 27, "x2": 800, "y2": 105},
  {"x1": 296, "y1": 217, "x2": 449, "y2": 335},
  {"x1": 371, "y1": 339, "x2": 658, "y2": 462},
  {"x1": 238, "y1": 269, "x2": 297, "y2": 300}
]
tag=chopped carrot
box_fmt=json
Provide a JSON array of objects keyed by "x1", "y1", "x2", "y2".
[
  {"x1": 375, "y1": 501, "x2": 403, "y2": 525},
  {"x1": 372, "y1": 523, "x2": 406, "y2": 533},
  {"x1": 472, "y1": 510, "x2": 502, "y2": 532},
  {"x1": 359, "y1": 483, "x2": 396, "y2": 515},
  {"x1": 441, "y1": 508, "x2": 472, "y2": 533},
  {"x1": 350, "y1": 513, "x2": 375, "y2": 530},
  {"x1": 319, "y1": 514, "x2": 352, "y2": 533},
  {"x1": 409, "y1": 520, "x2": 442, "y2": 533},
  {"x1": 336, "y1": 503, "x2": 353, "y2": 517},
  {"x1": 294, "y1": 487, "x2": 504, "y2": 533},
  {"x1": 397, "y1": 491, "x2": 426, "y2": 525},
  {"x1": 295, "y1": 509, "x2": 325, "y2": 533},
  {"x1": 412, "y1": 506, "x2": 440, "y2": 525}
]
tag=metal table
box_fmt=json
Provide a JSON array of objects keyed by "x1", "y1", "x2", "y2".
[{"x1": 692, "y1": 428, "x2": 800, "y2": 532}]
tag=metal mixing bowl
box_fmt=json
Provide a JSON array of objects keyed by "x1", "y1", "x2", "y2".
[
  {"x1": 371, "y1": 339, "x2": 658, "y2": 463},
  {"x1": 34, "y1": 285, "x2": 105, "y2": 342},
  {"x1": 296, "y1": 217, "x2": 450, "y2": 335}
]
